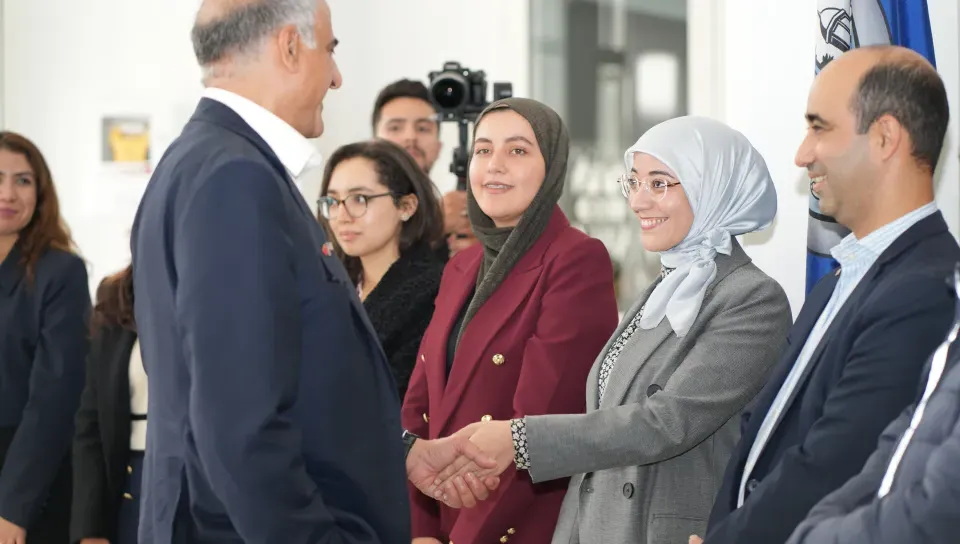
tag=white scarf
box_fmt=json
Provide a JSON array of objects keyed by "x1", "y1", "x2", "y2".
[{"x1": 625, "y1": 116, "x2": 778, "y2": 337}]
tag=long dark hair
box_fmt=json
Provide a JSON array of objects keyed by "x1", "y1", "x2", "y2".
[
  {"x1": 0, "y1": 131, "x2": 76, "y2": 282},
  {"x1": 318, "y1": 139, "x2": 444, "y2": 284},
  {"x1": 91, "y1": 264, "x2": 135, "y2": 333}
]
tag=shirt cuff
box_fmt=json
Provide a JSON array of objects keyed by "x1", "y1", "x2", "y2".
[{"x1": 510, "y1": 418, "x2": 531, "y2": 470}]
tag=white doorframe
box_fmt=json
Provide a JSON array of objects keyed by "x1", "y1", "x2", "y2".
[{"x1": 686, "y1": 0, "x2": 727, "y2": 122}]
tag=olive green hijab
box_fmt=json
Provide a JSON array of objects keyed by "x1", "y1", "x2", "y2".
[{"x1": 457, "y1": 97, "x2": 570, "y2": 345}]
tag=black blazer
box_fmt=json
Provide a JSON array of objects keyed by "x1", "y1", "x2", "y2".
[
  {"x1": 70, "y1": 321, "x2": 137, "y2": 543},
  {"x1": 363, "y1": 243, "x2": 445, "y2": 401},
  {"x1": 0, "y1": 244, "x2": 90, "y2": 532},
  {"x1": 705, "y1": 211, "x2": 960, "y2": 544}
]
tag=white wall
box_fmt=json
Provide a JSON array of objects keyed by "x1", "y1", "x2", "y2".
[
  {"x1": 689, "y1": 0, "x2": 960, "y2": 317},
  {"x1": 2, "y1": 0, "x2": 203, "y2": 291},
  {"x1": 3, "y1": 0, "x2": 956, "y2": 309},
  {"x1": 1, "y1": 0, "x2": 529, "y2": 292}
]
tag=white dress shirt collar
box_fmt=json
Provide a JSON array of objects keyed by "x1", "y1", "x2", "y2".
[{"x1": 202, "y1": 87, "x2": 322, "y2": 179}]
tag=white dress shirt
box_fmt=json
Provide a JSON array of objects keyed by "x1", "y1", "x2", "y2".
[
  {"x1": 129, "y1": 339, "x2": 148, "y2": 451},
  {"x1": 202, "y1": 87, "x2": 324, "y2": 180}
]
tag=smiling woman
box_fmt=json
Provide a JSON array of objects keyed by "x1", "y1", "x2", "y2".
[
  {"x1": 0, "y1": 131, "x2": 90, "y2": 544},
  {"x1": 469, "y1": 110, "x2": 547, "y2": 228},
  {"x1": 401, "y1": 98, "x2": 620, "y2": 544}
]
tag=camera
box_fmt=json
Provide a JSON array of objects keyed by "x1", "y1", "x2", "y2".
[
  {"x1": 429, "y1": 61, "x2": 513, "y2": 122},
  {"x1": 428, "y1": 61, "x2": 513, "y2": 189}
]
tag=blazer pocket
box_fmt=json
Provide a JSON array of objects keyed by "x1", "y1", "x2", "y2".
[{"x1": 648, "y1": 514, "x2": 707, "y2": 544}]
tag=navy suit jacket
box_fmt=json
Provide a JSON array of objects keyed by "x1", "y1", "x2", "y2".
[
  {"x1": 131, "y1": 98, "x2": 410, "y2": 544},
  {"x1": 0, "y1": 246, "x2": 89, "y2": 533},
  {"x1": 705, "y1": 212, "x2": 960, "y2": 544}
]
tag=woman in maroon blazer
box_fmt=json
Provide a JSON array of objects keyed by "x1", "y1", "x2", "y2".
[{"x1": 401, "y1": 97, "x2": 619, "y2": 544}]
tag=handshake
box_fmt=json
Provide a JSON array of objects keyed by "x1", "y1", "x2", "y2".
[{"x1": 405, "y1": 420, "x2": 517, "y2": 508}]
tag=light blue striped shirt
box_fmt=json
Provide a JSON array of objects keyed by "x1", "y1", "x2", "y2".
[{"x1": 737, "y1": 202, "x2": 939, "y2": 506}]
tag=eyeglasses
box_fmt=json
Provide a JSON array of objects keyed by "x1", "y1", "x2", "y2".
[
  {"x1": 317, "y1": 193, "x2": 397, "y2": 220},
  {"x1": 616, "y1": 174, "x2": 681, "y2": 201}
]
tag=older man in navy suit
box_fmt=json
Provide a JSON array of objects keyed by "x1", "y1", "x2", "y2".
[{"x1": 131, "y1": 1, "x2": 496, "y2": 543}]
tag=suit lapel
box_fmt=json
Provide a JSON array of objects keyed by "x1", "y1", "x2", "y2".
[
  {"x1": 600, "y1": 241, "x2": 754, "y2": 408},
  {"x1": 191, "y1": 99, "x2": 317, "y2": 220},
  {"x1": 425, "y1": 250, "x2": 482, "y2": 418},
  {"x1": 598, "y1": 282, "x2": 667, "y2": 409},
  {"x1": 584, "y1": 291, "x2": 651, "y2": 411},
  {"x1": 433, "y1": 209, "x2": 568, "y2": 435},
  {"x1": 776, "y1": 270, "x2": 868, "y2": 417},
  {"x1": 191, "y1": 98, "x2": 384, "y2": 359},
  {"x1": 760, "y1": 272, "x2": 837, "y2": 404},
  {"x1": 101, "y1": 327, "x2": 137, "y2": 456},
  {"x1": 435, "y1": 259, "x2": 544, "y2": 436},
  {"x1": 757, "y1": 211, "x2": 949, "y2": 437}
]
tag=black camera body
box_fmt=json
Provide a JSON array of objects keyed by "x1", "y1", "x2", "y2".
[
  {"x1": 428, "y1": 61, "x2": 513, "y2": 122},
  {"x1": 427, "y1": 61, "x2": 513, "y2": 189}
]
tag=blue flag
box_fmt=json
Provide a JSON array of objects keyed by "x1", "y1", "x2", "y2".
[{"x1": 807, "y1": 0, "x2": 937, "y2": 293}]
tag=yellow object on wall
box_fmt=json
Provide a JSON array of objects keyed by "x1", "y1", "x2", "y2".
[{"x1": 107, "y1": 124, "x2": 150, "y2": 162}]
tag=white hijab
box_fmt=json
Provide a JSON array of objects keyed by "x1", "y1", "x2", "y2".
[{"x1": 625, "y1": 116, "x2": 777, "y2": 337}]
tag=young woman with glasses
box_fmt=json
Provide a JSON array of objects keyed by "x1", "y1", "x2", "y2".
[{"x1": 317, "y1": 139, "x2": 445, "y2": 401}]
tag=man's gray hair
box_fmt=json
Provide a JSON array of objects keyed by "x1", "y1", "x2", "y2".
[{"x1": 192, "y1": 0, "x2": 320, "y2": 77}]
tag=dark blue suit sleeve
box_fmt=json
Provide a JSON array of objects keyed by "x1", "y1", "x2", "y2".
[
  {"x1": 785, "y1": 405, "x2": 913, "y2": 543},
  {"x1": 174, "y1": 161, "x2": 351, "y2": 543},
  {"x1": 0, "y1": 256, "x2": 90, "y2": 527},
  {"x1": 786, "y1": 405, "x2": 960, "y2": 544},
  {"x1": 704, "y1": 275, "x2": 954, "y2": 544}
]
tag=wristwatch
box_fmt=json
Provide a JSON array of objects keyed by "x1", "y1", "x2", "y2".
[{"x1": 402, "y1": 430, "x2": 420, "y2": 458}]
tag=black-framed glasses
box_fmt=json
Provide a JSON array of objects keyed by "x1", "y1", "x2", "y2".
[
  {"x1": 317, "y1": 192, "x2": 397, "y2": 220},
  {"x1": 616, "y1": 174, "x2": 681, "y2": 201}
]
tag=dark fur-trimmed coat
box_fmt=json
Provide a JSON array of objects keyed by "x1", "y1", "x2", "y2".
[{"x1": 363, "y1": 244, "x2": 446, "y2": 401}]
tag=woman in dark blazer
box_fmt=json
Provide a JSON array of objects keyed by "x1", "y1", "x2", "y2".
[
  {"x1": 71, "y1": 265, "x2": 143, "y2": 544},
  {"x1": 401, "y1": 98, "x2": 620, "y2": 544},
  {"x1": 318, "y1": 140, "x2": 445, "y2": 400},
  {"x1": 0, "y1": 131, "x2": 90, "y2": 543}
]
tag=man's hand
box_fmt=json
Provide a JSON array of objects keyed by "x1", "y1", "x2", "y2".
[
  {"x1": 689, "y1": 535, "x2": 704, "y2": 544},
  {"x1": 81, "y1": 539, "x2": 111, "y2": 544},
  {"x1": 435, "y1": 420, "x2": 515, "y2": 502},
  {"x1": 441, "y1": 190, "x2": 478, "y2": 256},
  {"x1": 411, "y1": 538, "x2": 443, "y2": 544},
  {"x1": 406, "y1": 434, "x2": 500, "y2": 508},
  {"x1": 0, "y1": 517, "x2": 25, "y2": 544}
]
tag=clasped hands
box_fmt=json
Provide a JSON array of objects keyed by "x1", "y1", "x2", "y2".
[{"x1": 406, "y1": 420, "x2": 517, "y2": 508}]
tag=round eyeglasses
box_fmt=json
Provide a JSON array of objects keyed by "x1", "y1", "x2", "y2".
[
  {"x1": 317, "y1": 193, "x2": 397, "y2": 220},
  {"x1": 616, "y1": 174, "x2": 681, "y2": 201}
]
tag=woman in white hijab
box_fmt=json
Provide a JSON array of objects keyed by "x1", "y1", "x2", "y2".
[{"x1": 431, "y1": 116, "x2": 793, "y2": 544}]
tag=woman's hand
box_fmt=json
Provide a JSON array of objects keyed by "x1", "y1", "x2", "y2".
[
  {"x1": 434, "y1": 420, "x2": 515, "y2": 504},
  {"x1": 80, "y1": 539, "x2": 111, "y2": 544},
  {"x1": 412, "y1": 538, "x2": 443, "y2": 544}
]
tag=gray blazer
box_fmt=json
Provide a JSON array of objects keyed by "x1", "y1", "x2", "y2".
[{"x1": 524, "y1": 240, "x2": 792, "y2": 544}]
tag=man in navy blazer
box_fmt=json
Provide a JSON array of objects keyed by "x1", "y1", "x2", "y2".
[
  {"x1": 131, "y1": 1, "x2": 496, "y2": 543},
  {"x1": 786, "y1": 297, "x2": 960, "y2": 543},
  {"x1": 698, "y1": 46, "x2": 958, "y2": 544}
]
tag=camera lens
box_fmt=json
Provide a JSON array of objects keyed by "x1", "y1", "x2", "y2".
[{"x1": 431, "y1": 76, "x2": 467, "y2": 110}]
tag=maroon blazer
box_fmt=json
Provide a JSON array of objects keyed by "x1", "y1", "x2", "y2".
[{"x1": 401, "y1": 208, "x2": 619, "y2": 544}]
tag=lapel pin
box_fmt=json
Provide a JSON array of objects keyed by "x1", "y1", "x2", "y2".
[{"x1": 322, "y1": 242, "x2": 334, "y2": 257}]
